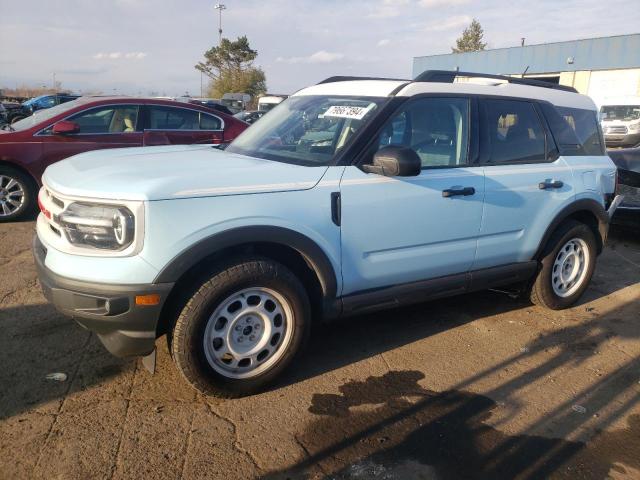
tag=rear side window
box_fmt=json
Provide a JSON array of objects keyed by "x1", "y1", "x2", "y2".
[
  {"x1": 556, "y1": 107, "x2": 604, "y2": 156},
  {"x1": 481, "y1": 99, "x2": 546, "y2": 164},
  {"x1": 540, "y1": 104, "x2": 604, "y2": 156},
  {"x1": 148, "y1": 106, "x2": 222, "y2": 130}
]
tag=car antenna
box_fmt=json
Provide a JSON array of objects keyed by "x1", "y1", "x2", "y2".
[{"x1": 521, "y1": 66, "x2": 529, "y2": 78}]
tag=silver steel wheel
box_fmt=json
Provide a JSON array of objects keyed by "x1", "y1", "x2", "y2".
[
  {"x1": 202, "y1": 287, "x2": 294, "y2": 379},
  {"x1": 0, "y1": 174, "x2": 26, "y2": 217},
  {"x1": 552, "y1": 237, "x2": 590, "y2": 298}
]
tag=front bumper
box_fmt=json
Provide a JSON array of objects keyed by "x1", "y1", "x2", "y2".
[
  {"x1": 604, "y1": 132, "x2": 640, "y2": 148},
  {"x1": 33, "y1": 235, "x2": 174, "y2": 357}
]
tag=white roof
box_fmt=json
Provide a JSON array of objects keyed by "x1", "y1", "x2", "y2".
[
  {"x1": 293, "y1": 79, "x2": 595, "y2": 110},
  {"x1": 294, "y1": 80, "x2": 407, "y2": 98}
]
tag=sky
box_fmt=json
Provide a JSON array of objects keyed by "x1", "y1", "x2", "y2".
[{"x1": 0, "y1": 0, "x2": 639, "y2": 97}]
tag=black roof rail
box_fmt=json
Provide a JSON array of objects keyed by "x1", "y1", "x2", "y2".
[
  {"x1": 414, "y1": 70, "x2": 578, "y2": 93},
  {"x1": 317, "y1": 76, "x2": 409, "y2": 84}
]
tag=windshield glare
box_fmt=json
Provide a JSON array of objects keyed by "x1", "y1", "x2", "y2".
[
  {"x1": 10, "y1": 98, "x2": 85, "y2": 131},
  {"x1": 600, "y1": 105, "x2": 640, "y2": 122},
  {"x1": 226, "y1": 95, "x2": 386, "y2": 166}
]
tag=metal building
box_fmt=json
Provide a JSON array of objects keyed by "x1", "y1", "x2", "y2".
[{"x1": 412, "y1": 33, "x2": 640, "y2": 105}]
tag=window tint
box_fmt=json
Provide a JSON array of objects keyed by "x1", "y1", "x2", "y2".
[
  {"x1": 483, "y1": 99, "x2": 545, "y2": 164},
  {"x1": 376, "y1": 97, "x2": 469, "y2": 168},
  {"x1": 199, "y1": 112, "x2": 222, "y2": 130},
  {"x1": 556, "y1": 107, "x2": 604, "y2": 156},
  {"x1": 68, "y1": 105, "x2": 139, "y2": 134}
]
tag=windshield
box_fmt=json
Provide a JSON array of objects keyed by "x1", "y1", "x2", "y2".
[
  {"x1": 600, "y1": 105, "x2": 640, "y2": 122},
  {"x1": 10, "y1": 98, "x2": 85, "y2": 131},
  {"x1": 226, "y1": 95, "x2": 386, "y2": 166}
]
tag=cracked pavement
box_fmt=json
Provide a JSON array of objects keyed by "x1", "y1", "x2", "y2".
[{"x1": 1, "y1": 220, "x2": 639, "y2": 479}]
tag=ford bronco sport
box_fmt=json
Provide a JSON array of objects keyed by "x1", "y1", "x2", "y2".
[{"x1": 34, "y1": 71, "x2": 621, "y2": 397}]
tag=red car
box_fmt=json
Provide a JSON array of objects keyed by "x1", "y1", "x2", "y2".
[{"x1": 0, "y1": 96, "x2": 248, "y2": 221}]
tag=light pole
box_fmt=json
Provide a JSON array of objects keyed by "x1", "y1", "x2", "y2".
[{"x1": 214, "y1": 3, "x2": 226, "y2": 46}]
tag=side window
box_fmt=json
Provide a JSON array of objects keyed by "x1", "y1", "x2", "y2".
[
  {"x1": 39, "y1": 96, "x2": 56, "y2": 109},
  {"x1": 68, "y1": 105, "x2": 139, "y2": 134},
  {"x1": 556, "y1": 107, "x2": 604, "y2": 156},
  {"x1": 148, "y1": 106, "x2": 201, "y2": 130},
  {"x1": 375, "y1": 97, "x2": 470, "y2": 168},
  {"x1": 482, "y1": 99, "x2": 546, "y2": 164},
  {"x1": 200, "y1": 112, "x2": 222, "y2": 130}
]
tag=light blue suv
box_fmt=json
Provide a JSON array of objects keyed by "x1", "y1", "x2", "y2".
[{"x1": 34, "y1": 71, "x2": 620, "y2": 396}]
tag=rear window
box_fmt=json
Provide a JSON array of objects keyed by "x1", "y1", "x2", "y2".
[{"x1": 542, "y1": 105, "x2": 604, "y2": 156}]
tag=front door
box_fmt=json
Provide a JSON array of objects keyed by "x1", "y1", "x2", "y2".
[
  {"x1": 339, "y1": 96, "x2": 485, "y2": 295},
  {"x1": 41, "y1": 104, "x2": 142, "y2": 167}
]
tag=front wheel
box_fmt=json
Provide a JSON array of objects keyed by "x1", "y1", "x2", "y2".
[
  {"x1": 529, "y1": 220, "x2": 597, "y2": 310},
  {"x1": 171, "y1": 257, "x2": 311, "y2": 397},
  {"x1": 0, "y1": 166, "x2": 37, "y2": 222}
]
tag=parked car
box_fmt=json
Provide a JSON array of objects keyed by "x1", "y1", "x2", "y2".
[
  {"x1": 9, "y1": 93, "x2": 80, "y2": 124},
  {"x1": 599, "y1": 97, "x2": 640, "y2": 148},
  {"x1": 186, "y1": 98, "x2": 234, "y2": 116},
  {"x1": 607, "y1": 147, "x2": 640, "y2": 227},
  {"x1": 0, "y1": 96, "x2": 247, "y2": 221},
  {"x1": 233, "y1": 109, "x2": 265, "y2": 124},
  {"x1": 34, "y1": 71, "x2": 619, "y2": 397},
  {"x1": 257, "y1": 95, "x2": 287, "y2": 112}
]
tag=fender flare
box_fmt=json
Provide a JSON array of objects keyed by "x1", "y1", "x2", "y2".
[
  {"x1": 534, "y1": 198, "x2": 609, "y2": 259},
  {"x1": 153, "y1": 225, "x2": 338, "y2": 299}
]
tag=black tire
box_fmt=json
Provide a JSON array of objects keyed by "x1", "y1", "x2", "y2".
[
  {"x1": 529, "y1": 220, "x2": 597, "y2": 310},
  {"x1": 0, "y1": 165, "x2": 38, "y2": 222},
  {"x1": 171, "y1": 257, "x2": 311, "y2": 397}
]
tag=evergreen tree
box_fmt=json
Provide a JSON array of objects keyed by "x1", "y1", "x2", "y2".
[{"x1": 452, "y1": 19, "x2": 487, "y2": 53}]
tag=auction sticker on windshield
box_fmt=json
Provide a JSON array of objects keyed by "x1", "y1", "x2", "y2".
[{"x1": 323, "y1": 104, "x2": 374, "y2": 120}]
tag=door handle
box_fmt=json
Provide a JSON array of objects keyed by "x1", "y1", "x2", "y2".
[
  {"x1": 538, "y1": 180, "x2": 564, "y2": 190},
  {"x1": 442, "y1": 187, "x2": 475, "y2": 198}
]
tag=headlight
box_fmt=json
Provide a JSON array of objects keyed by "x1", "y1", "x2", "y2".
[
  {"x1": 58, "y1": 202, "x2": 135, "y2": 250},
  {"x1": 628, "y1": 122, "x2": 640, "y2": 132}
]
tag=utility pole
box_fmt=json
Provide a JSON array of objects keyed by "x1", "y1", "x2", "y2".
[
  {"x1": 52, "y1": 72, "x2": 57, "y2": 92},
  {"x1": 214, "y1": 3, "x2": 226, "y2": 45}
]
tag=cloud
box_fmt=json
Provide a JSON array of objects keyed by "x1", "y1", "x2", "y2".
[
  {"x1": 93, "y1": 51, "x2": 147, "y2": 60},
  {"x1": 276, "y1": 50, "x2": 345, "y2": 64},
  {"x1": 368, "y1": 0, "x2": 410, "y2": 18},
  {"x1": 424, "y1": 15, "x2": 472, "y2": 32},
  {"x1": 419, "y1": 0, "x2": 470, "y2": 7},
  {"x1": 377, "y1": 39, "x2": 391, "y2": 47}
]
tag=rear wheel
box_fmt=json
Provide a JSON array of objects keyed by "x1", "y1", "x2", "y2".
[
  {"x1": 171, "y1": 257, "x2": 311, "y2": 397},
  {"x1": 529, "y1": 220, "x2": 597, "y2": 310},
  {"x1": 0, "y1": 166, "x2": 36, "y2": 222}
]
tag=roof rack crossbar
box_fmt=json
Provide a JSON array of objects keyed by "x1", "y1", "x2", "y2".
[{"x1": 414, "y1": 70, "x2": 578, "y2": 93}]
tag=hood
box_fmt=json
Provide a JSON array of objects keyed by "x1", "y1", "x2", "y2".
[{"x1": 43, "y1": 145, "x2": 329, "y2": 201}]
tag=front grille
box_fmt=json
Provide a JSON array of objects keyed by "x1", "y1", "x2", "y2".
[{"x1": 606, "y1": 126, "x2": 628, "y2": 135}]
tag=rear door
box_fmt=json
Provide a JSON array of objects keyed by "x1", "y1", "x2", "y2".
[
  {"x1": 40, "y1": 104, "x2": 142, "y2": 167},
  {"x1": 474, "y1": 98, "x2": 575, "y2": 269},
  {"x1": 142, "y1": 105, "x2": 224, "y2": 146}
]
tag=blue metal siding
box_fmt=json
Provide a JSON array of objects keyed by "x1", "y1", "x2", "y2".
[{"x1": 413, "y1": 34, "x2": 640, "y2": 77}]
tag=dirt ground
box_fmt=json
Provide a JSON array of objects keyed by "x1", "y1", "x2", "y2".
[{"x1": 1, "y1": 219, "x2": 639, "y2": 479}]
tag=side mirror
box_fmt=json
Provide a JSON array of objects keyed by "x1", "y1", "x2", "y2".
[
  {"x1": 52, "y1": 120, "x2": 80, "y2": 135},
  {"x1": 362, "y1": 146, "x2": 421, "y2": 177}
]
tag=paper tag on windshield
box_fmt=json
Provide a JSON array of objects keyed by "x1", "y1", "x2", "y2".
[{"x1": 323, "y1": 105, "x2": 373, "y2": 120}]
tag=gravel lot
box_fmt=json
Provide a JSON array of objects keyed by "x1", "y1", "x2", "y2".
[{"x1": 1, "y1": 219, "x2": 639, "y2": 479}]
